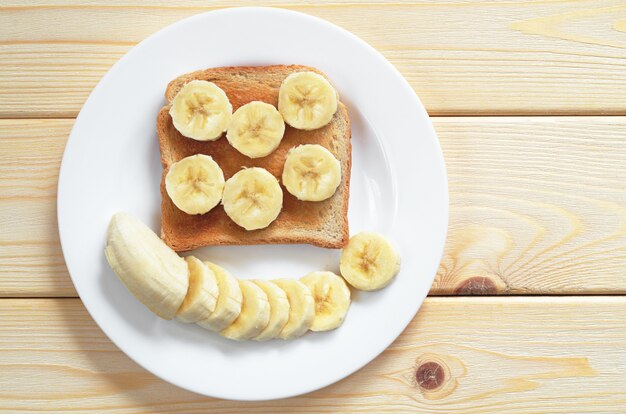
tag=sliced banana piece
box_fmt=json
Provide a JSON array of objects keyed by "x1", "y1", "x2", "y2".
[
  {"x1": 222, "y1": 167, "x2": 283, "y2": 230},
  {"x1": 252, "y1": 280, "x2": 290, "y2": 341},
  {"x1": 175, "y1": 256, "x2": 219, "y2": 323},
  {"x1": 104, "y1": 213, "x2": 188, "y2": 320},
  {"x1": 227, "y1": 101, "x2": 285, "y2": 159},
  {"x1": 278, "y1": 71, "x2": 338, "y2": 130},
  {"x1": 197, "y1": 262, "x2": 242, "y2": 332},
  {"x1": 165, "y1": 154, "x2": 225, "y2": 215},
  {"x1": 282, "y1": 144, "x2": 341, "y2": 201},
  {"x1": 340, "y1": 232, "x2": 401, "y2": 291},
  {"x1": 300, "y1": 271, "x2": 351, "y2": 331},
  {"x1": 273, "y1": 279, "x2": 315, "y2": 339},
  {"x1": 220, "y1": 280, "x2": 270, "y2": 341},
  {"x1": 169, "y1": 80, "x2": 232, "y2": 141}
]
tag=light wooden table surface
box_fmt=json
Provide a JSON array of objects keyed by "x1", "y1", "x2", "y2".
[{"x1": 2, "y1": 1, "x2": 626, "y2": 412}]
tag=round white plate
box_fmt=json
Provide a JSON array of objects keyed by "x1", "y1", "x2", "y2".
[{"x1": 58, "y1": 7, "x2": 448, "y2": 401}]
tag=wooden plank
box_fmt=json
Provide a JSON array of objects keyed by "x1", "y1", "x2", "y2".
[
  {"x1": 0, "y1": 119, "x2": 70, "y2": 296},
  {"x1": 434, "y1": 116, "x2": 626, "y2": 294},
  {"x1": 2, "y1": 1, "x2": 626, "y2": 117},
  {"x1": 0, "y1": 297, "x2": 625, "y2": 412},
  {"x1": 2, "y1": 117, "x2": 626, "y2": 296}
]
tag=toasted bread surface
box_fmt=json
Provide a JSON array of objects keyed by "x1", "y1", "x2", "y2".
[{"x1": 158, "y1": 65, "x2": 351, "y2": 251}]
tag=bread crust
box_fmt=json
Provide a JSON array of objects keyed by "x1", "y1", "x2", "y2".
[{"x1": 158, "y1": 65, "x2": 351, "y2": 251}]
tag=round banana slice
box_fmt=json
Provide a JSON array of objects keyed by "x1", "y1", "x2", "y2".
[
  {"x1": 300, "y1": 271, "x2": 351, "y2": 331},
  {"x1": 252, "y1": 280, "x2": 290, "y2": 341},
  {"x1": 197, "y1": 262, "x2": 243, "y2": 332},
  {"x1": 222, "y1": 167, "x2": 283, "y2": 231},
  {"x1": 176, "y1": 256, "x2": 219, "y2": 323},
  {"x1": 169, "y1": 80, "x2": 232, "y2": 141},
  {"x1": 278, "y1": 71, "x2": 338, "y2": 130},
  {"x1": 226, "y1": 101, "x2": 285, "y2": 159},
  {"x1": 282, "y1": 144, "x2": 341, "y2": 201},
  {"x1": 273, "y1": 279, "x2": 315, "y2": 339},
  {"x1": 104, "y1": 213, "x2": 188, "y2": 320},
  {"x1": 340, "y1": 232, "x2": 401, "y2": 291},
  {"x1": 220, "y1": 280, "x2": 270, "y2": 341},
  {"x1": 165, "y1": 154, "x2": 225, "y2": 215}
]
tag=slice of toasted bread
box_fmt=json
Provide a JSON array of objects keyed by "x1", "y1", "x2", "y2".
[{"x1": 157, "y1": 65, "x2": 351, "y2": 252}]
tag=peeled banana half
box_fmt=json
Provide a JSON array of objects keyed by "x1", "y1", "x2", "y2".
[
  {"x1": 278, "y1": 71, "x2": 338, "y2": 130},
  {"x1": 104, "y1": 213, "x2": 189, "y2": 320},
  {"x1": 169, "y1": 80, "x2": 232, "y2": 141},
  {"x1": 340, "y1": 232, "x2": 401, "y2": 291},
  {"x1": 105, "y1": 212, "x2": 406, "y2": 341},
  {"x1": 222, "y1": 167, "x2": 283, "y2": 231},
  {"x1": 227, "y1": 101, "x2": 285, "y2": 159},
  {"x1": 165, "y1": 154, "x2": 225, "y2": 215},
  {"x1": 282, "y1": 144, "x2": 341, "y2": 202},
  {"x1": 300, "y1": 271, "x2": 351, "y2": 331}
]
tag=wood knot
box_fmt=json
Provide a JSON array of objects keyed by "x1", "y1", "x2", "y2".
[
  {"x1": 411, "y1": 353, "x2": 457, "y2": 400},
  {"x1": 455, "y1": 277, "x2": 498, "y2": 295},
  {"x1": 416, "y1": 361, "x2": 445, "y2": 390}
]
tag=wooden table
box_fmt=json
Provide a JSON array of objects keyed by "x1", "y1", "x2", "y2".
[{"x1": 2, "y1": 1, "x2": 626, "y2": 412}]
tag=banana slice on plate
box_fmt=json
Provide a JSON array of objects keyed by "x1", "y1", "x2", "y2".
[
  {"x1": 278, "y1": 71, "x2": 338, "y2": 130},
  {"x1": 165, "y1": 154, "x2": 225, "y2": 215},
  {"x1": 222, "y1": 167, "x2": 283, "y2": 230},
  {"x1": 220, "y1": 280, "x2": 270, "y2": 341},
  {"x1": 273, "y1": 279, "x2": 315, "y2": 339},
  {"x1": 197, "y1": 262, "x2": 242, "y2": 332},
  {"x1": 300, "y1": 271, "x2": 351, "y2": 331},
  {"x1": 227, "y1": 101, "x2": 285, "y2": 159},
  {"x1": 252, "y1": 280, "x2": 290, "y2": 341},
  {"x1": 169, "y1": 80, "x2": 232, "y2": 141},
  {"x1": 104, "y1": 213, "x2": 188, "y2": 320},
  {"x1": 282, "y1": 144, "x2": 341, "y2": 201},
  {"x1": 175, "y1": 256, "x2": 219, "y2": 323},
  {"x1": 340, "y1": 232, "x2": 401, "y2": 291}
]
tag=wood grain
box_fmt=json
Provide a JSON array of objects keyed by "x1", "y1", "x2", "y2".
[
  {"x1": 2, "y1": 0, "x2": 626, "y2": 117},
  {"x1": 434, "y1": 116, "x2": 626, "y2": 294},
  {"x1": 2, "y1": 117, "x2": 626, "y2": 296},
  {"x1": 0, "y1": 297, "x2": 625, "y2": 412},
  {"x1": 0, "y1": 119, "x2": 69, "y2": 296}
]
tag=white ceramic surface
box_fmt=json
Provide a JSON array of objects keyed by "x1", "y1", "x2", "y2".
[{"x1": 57, "y1": 7, "x2": 448, "y2": 401}]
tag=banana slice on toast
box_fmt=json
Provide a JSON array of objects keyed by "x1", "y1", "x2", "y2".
[
  {"x1": 222, "y1": 167, "x2": 283, "y2": 230},
  {"x1": 169, "y1": 80, "x2": 232, "y2": 141},
  {"x1": 278, "y1": 71, "x2": 337, "y2": 130},
  {"x1": 227, "y1": 101, "x2": 285, "y2": 158},
  {"x1": 282, "y1": 144, "x2": 341, "y2": 201},
  {"x1": 165, "y1": 154, "x2": 225, "y2": 215}
]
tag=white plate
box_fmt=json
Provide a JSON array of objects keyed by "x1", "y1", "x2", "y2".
[{"x1": 57, "y1": 7, "x2": 448, "y2": 401}]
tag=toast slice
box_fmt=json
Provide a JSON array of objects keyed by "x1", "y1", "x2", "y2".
[{"x1": 157, "y1": 65, "x2": 351, "y2": 252}]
